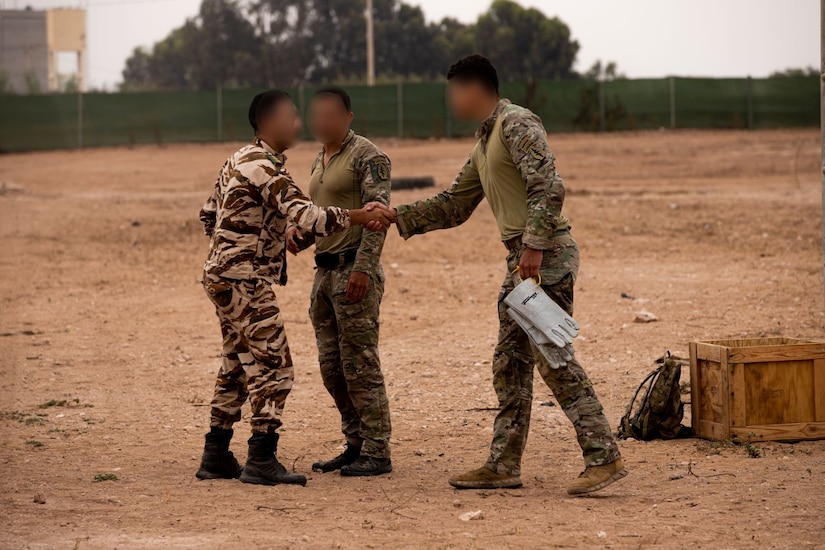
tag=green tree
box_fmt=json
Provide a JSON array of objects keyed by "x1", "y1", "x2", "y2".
[
  {"x1": 120, "y1": 0, "x2": 583, "y2": 90},
  {"x1": 582, "y1": 60, "x2": 625, "y2": 81},
  {"x1": 122, "y1": 47, "x2": 152, "y2": 90},
  {"x1": 432, "y1": 17, "x2": 475, "y2": 69},
  {"x1": 474, "y1": 0, "x2": 579, "y2": 81},
  {"x1": 122, "y1": 0, "x2": 262, "y2": 90},
  {"x1": 373, "y1": 2, "x2": 445, "y2": 79},
  {"x1": 769, "y1": 66, "x2": 818, "y2": 78}
]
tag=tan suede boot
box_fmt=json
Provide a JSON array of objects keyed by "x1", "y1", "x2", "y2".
[
  {"x1": 567, "y1": 458, "x2": 627, "y2": 496},
  {"x1": 448, "y1": 466, "x2": 523, "y2": 489}
]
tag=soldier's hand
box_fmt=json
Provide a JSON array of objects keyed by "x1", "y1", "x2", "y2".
[
  {"x1": 346, "y1": 271, "x2": 370, "y2": 302},
  {"x1": 286, "y1": 225, "x2": 304, "y2": 256},
  {"x1": 351, "y1": 203, "x2": 391, "y2": 231},
  {"x1": 518, "y1": 246, "x2": 543, "y2": 280},
  {"x1": 363, "y1": 202, "x2": 397, "y2": 232}
]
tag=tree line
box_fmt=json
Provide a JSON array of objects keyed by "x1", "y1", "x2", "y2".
[{"x1": 121, "y1": 0, "x2": 583, "y2": 91}]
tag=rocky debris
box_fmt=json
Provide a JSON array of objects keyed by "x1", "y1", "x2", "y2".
[
  {"x1": 634, "y1": 310, "x2": 659, "y2": 323},
  {"x1": 459, "y1": 510, "x2": 484, "y2": 522}
]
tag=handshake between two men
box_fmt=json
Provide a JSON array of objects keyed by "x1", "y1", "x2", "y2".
[
  {"x1": 351, "y1": 201, "x2": 397, "y2": 232},
  {"x1": 286, "y1": 201, "x2": 396, "y2": 256}
]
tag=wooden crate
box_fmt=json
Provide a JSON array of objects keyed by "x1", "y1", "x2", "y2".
[{"x1": 689, "y1": 337, "x2": 825, "y2": 442}]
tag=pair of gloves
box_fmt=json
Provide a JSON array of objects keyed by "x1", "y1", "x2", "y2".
[{"x1": 504, "y1": 277, "x2": 579, "y2": 369}]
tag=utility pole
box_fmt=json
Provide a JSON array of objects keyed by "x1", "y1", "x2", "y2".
[
  {"x1": 366, "y1": 0, "x2": 375, "y2": 87},
  {"x1": 821, "y1": 0, "x2": 825, "y2": 307}
]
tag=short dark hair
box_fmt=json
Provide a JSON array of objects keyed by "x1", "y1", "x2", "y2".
[
  {"x1": 312, "y1": 86, "x2": 352, "y2": 112},
  {"x1": 248, "y1": 89, "x2": 291, "y2": 132},
  {"x1": 447, "y1": 54, "x2": 499, "y2": 95}
]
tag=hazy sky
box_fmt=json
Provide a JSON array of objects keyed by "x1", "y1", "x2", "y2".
[{"x1": 3, "y1": 0, "x2": 819, "y2": 89}]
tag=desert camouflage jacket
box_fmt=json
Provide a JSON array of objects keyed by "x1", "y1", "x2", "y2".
[
  {"x1": 200, "y1": 139, "x2": 351, "y2": 284},
  {"x1": 396, "y1": 99, "x2": 568, "y2": 250}
]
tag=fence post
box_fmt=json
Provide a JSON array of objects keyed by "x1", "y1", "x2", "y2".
[
  {"x1": 598, "y1": 79, "x2": 606, "y2": 132},
  {"x1": 669, "y1": 77, "x2": 676, "y2": 129},
  {"x1": 77, "y1": 90, "x2": 83, "y2": 149},
  {"x1": 397, "y1": 80, "x2": 403, "y2": 138},
  {"x1": 820, "y1": 0, "x2": 825, "y2": 309},
  {"x1": 445, "y1": 84, "x2": 452, "y2": 138},
  {"x1": 746, "y1": 76, "x2": 754, "y2": 130},
  {"x1": 216, "y1": 84, "x2": 223, "y2": 142}
]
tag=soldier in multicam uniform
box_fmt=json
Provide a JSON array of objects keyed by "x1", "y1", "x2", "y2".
[
  {"x1": 376, "y1": 55, "x2": 627, "y2": 495},
  {"x1": 286, "y1": 87, "x2": 393, "y2": 477},
  {"x1": 196, "y1": 89, "x2": 392, "y2": 486}
]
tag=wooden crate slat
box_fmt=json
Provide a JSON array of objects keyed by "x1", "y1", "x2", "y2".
[
  {"x1": 727, "y1": 343, "x2": 825, "y2": 364},
  {"x1": 699, "y1": 420, "x2": 729, "y2": 441},
  {"x1": 693, "y1": 342, "x2": 723, "y2": 362},
  {"x1": 814, "y1": 359, "x2": 825, "y2": 423},
  {"x1": 729, "y1": 363, "x2": 747, "y2": 427},
  {"x1": 731, "y1": 423, "x2": 825, "y2": 442},
  {"x1": 743, "y1": 360, "x2": 816, "y2": 425},
  {"x1": 689, "y1": 342, "x2": 701, "y2": 435}
]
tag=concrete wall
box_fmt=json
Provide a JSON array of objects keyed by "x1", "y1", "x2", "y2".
[{"x1": 0, "y1": 10, "x2": 48, "y2": 94}]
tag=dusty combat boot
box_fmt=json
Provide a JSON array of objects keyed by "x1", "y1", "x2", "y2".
[
  {"x1": 239, "y1": 433, "x2": 307, "y2": 486},
  {"x1": 448, "y1": 466, "x2": 522, "y2": 489},
  {"x1": 567, "y1": 458, "x2": 628, "y2": 496},
  {"x1": 195, "y1": 427, "x2": 243, "y2": 480},
  {"x1": 340, "y1": 455, "x2": 393, "y2": 477},
  {"x1": 312, "y1": 443, "x2": 361, "y2": 473}
]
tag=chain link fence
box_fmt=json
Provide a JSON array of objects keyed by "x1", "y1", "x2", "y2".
[{"x1": 0, "y1": 76, "x2": 817, "y2": 152}]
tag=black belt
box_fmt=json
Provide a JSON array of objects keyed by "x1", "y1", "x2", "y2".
[
  {"x1": 504, "y1": 228, "x2": 571, "y2": 252},
  {"x1": 315, "y1": 248, "x2": 359, "y2": 270}
]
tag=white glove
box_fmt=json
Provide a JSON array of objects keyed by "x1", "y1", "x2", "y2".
[
  {"x1": 507, "y1": 304, "x2": 576, "y2": 369},
  {"x1": 504, "y1": 278, "x2": 579, "y2": 344}
]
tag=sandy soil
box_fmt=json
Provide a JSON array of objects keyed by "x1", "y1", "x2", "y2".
[{"x1": 1, "y1": 129, "x2": 823, "y2": 550}]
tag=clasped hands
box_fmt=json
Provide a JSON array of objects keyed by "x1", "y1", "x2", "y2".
[
  {"x1": 362, "y1": 202, "x2": 398, "y2": 232},
  {"x1": 286, "y1": 202, "x2": 396, "y2": 256}
]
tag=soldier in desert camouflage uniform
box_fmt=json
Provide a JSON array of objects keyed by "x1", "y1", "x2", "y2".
[
  {"x1": 196, "y1": 89, "x2": 392, "y2": 486},
  {"x1": 378, "y1": 55, "x2": 626, "y2": 495},
  {"x1": 286, "y1": 87, "x2": 393, "y2": 477}
]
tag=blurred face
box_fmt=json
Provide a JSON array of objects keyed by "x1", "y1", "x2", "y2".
[
  {"x1": 259, "y1": 100, "x2": 303, "y2": 149},
  {"x1": 308, "y1": 95, "x2": 353, "y2": 145},
  {"x1": 447, "y1": 79, "x2": 483, "y2": 121}
]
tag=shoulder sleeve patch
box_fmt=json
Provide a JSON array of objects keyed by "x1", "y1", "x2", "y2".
[
  {"x1": 369, "y1": 156, "x2": 391, "y2": 182},
  {"x1": 515, "y1": 134, "x2": 546, "y2": 161}
]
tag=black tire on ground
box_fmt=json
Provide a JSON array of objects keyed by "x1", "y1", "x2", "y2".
[{"x1": 392, "y1": 176, "x2": 435, "y2": 191}]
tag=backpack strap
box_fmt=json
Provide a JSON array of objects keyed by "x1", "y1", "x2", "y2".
[{"x1": 617, "y1": 366, "x2": 661, "y2": 439}]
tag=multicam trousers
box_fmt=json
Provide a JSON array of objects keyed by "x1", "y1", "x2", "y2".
[
  {"x1": 203, "y1": 271, "x2": 294, "y2": 434},
  {"x1": 485, "y1": 231, "x2": 622, "y2": 476},
  {"x1": 309, "y1": 263, "x2": 391, "y2": 459}
]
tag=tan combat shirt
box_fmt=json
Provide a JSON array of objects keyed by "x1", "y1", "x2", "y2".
[
  {"x1": 397, "y1": 99, "x2": 569, "y2": 250},
  {"x1": 309, "y1": 130, "x2": 391, "y2": 273}
]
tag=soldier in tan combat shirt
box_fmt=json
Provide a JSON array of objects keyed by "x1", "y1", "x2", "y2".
[
  {"x1": 286, "y1": 87, "x2": 393, "y2": 477},
  {"x1": 373, "y1": 56, "x2": 627, "y2": 495},
  {"x1": 196, "y1": 90, "x2": 392, "y2": 487}
]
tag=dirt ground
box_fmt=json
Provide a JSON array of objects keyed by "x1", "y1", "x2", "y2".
[{"x1": 1, "y1": 129, "x2": 824, "y2": 550}]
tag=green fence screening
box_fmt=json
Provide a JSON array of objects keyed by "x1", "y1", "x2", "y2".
[{"x1": 0, "y1": 76, "x2": 818, "y2": 152}]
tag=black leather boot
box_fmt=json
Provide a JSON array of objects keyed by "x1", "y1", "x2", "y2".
[
  {"x1": 311, "y1": 443, "x2": 361, "y2": 473},
  {"x1": 239, "y1": 433, "x2": 307, "y2": 486},
  {"x1": 195, "y1": 427, "x2": 243, "y2": 480},
  {"x1": 340, "y1": 456, "x2": 393, "y2": 477}
]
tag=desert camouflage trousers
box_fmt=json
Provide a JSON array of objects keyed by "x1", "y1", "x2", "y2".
[
  {"x1": 203, "y1": 271, "x2": 294, "y2": 434},
  {"x1": 309, "y1": 263, "x2": 391, "y2": 459},
  {"x1": 485, "y1": 232, "x2": 621, "y2": 476}
]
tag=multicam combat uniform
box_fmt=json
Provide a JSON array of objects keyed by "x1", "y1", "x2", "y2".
[
  {"x1": 307, "y1": 131, "x2": 392, "y2": 459},
  {"x1": 396, "y1": 99, "x2": 621, "y2": 475},
  {"x1": 200, "y1": 138, "x2": 351, "y2": 435}
]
